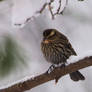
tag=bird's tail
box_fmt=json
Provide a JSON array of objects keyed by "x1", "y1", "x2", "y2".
[{"x1": 69, "y1": 71, "x2": 85, "y2": 81}]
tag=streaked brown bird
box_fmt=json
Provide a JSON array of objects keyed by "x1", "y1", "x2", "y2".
[{"x1": 41, "y1": 29, "x2": 85, "y2": 81}]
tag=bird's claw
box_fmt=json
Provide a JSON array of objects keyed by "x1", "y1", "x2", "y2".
[
  {"x1": 46, "y1": 64, "x2": 56, "y2": 74},
  {"x1": 46, "y1": 63, "x2": 65, "y2": 74}
]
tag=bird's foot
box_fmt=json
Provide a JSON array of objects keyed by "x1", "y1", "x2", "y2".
[
  {"x1": 46, "y1": 63, "x2": 65, "y2": 74},
  {"x1": 46, "y1": 64, "x2": 56, "y2": 74},
  {"x1": 45, "y1": 63, "x2": 66, "y2": 84},
  {"x1": 60, "y1": 63, "x2": 65, "y2": 68}
]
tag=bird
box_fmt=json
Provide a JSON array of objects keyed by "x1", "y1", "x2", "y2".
[{"x1": 41, "y1": 29, "x2": 85, "y2": 81}]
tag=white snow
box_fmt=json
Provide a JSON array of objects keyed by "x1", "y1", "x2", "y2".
[
  {"x1": 51, "y1": 0, "x2": 67, "y2": 14},
  {"x1": 46, "y1": 0, "x2": 51, "y2": 3},
  {"x1": 12, "y1": 0, "x2": 46, "y2": 27},
  {"x1": 67, "y1": 51, "x2": 92, "y2": 64},
  {"x1": 0, "y1": 75, "x2": 35, "y2": 90},
  {"x1": 12, "y1": 0, "x2": 67, "y2": 27}
]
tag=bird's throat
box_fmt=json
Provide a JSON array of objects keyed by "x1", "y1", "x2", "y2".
[{"x1": 43, "y1": 40, "x2": 49, "y2": 44}]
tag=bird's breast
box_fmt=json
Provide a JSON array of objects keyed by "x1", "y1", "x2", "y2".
[
  {"x1": 41, "y1": 41, "x2": 66, "y2": 64},
  {"x1": 42, "y1": 39, "x2": 53, "y2": 44}
]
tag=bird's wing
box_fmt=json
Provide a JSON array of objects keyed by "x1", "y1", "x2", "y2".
[
  {"x1": 66, "y1": 42, "x2": 77, "y2": 56},
  {"x1": 59, "y1": 33, "x2": 77, "y2": 56}
]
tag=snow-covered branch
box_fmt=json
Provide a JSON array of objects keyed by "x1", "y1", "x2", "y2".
[
  {"x1": 12, "y1": 0, "x2": 67, "y2": 27},
  {"x1": 0, "y1": 56, "x2": 92, "y2": 92}
]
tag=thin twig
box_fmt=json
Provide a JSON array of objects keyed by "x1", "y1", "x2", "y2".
[
  {"x1": 54, "y1": 0, "x2": 62, "y2": 15},
  {"x1": 60, "y1": 0, "x2": 68, "y2": 14},
  {"x1": 14, "y1": 0, "x2": 68, "y2": 26},
  {"x1": 37, "y1": 3, "x2": 48, "y2": 13},
  {"x1": 48, "y1": 2, "x2": 55, "y2": 19}
]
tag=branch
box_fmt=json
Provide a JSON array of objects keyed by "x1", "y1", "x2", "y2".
[
  {"x1": 0, "y1": 56, "x2": 92, "y2": 92},
  {"x1": 46, "y1": 0, "x2": 68, "y2": 19},
  {"x1": 48, "y1": 1, "x2": 55, "y2": 19},
  {"x1": 15, "y1": 0, "x2": 68, "y2": 26}
]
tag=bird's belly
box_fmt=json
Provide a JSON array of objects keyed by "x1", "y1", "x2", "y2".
[
  {"x1": 45, "y1": 51, "x2": 66, "y2": 64},
  {"x1": 41, "y1": 44, "x2": 66, "y2": 64}
]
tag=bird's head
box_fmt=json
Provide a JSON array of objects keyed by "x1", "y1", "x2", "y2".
[{"x1": 43, "y1": 29, "x2": 60, "y2": 43}]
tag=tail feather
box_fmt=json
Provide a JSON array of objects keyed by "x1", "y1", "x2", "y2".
[{"x1": 69, "y1": 71, "x2": 85, "y2": 81}]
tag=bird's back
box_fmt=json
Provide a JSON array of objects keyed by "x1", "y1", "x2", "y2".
[{"x1": 58, "y1": 32, "x2": 77, "y2": 57}]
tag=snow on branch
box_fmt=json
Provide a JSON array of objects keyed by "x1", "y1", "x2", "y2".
[
  {"x1": 47, "y1": 0, "x2": 68, "y2": 19},
  {"x1": 0, "y1": 56, "x2": 92, "y2": 92},
  {"x1": 13, "y1": 0, "x2": 68, "y2": 27}
]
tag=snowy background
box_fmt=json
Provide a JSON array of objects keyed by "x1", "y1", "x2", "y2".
[{"x1": 0, "y1": 0, "x2": 92, "y2": 92}]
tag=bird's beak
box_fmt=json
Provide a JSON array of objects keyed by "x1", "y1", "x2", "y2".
[
  {"x1": 43, "y1": 38, "x2": 46, "y2": 41},
  {"x1": 43, "y1": 38, "x2": 49, "y2": 44}
]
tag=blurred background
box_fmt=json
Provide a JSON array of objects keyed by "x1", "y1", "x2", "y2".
[{"x1": 0, "y1": 0, "x2": 92, "y2": 92}]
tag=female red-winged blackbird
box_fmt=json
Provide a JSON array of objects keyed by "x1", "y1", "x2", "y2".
[{"x1": 41, "y1": 29, "x2": 85, "y2": 81}]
